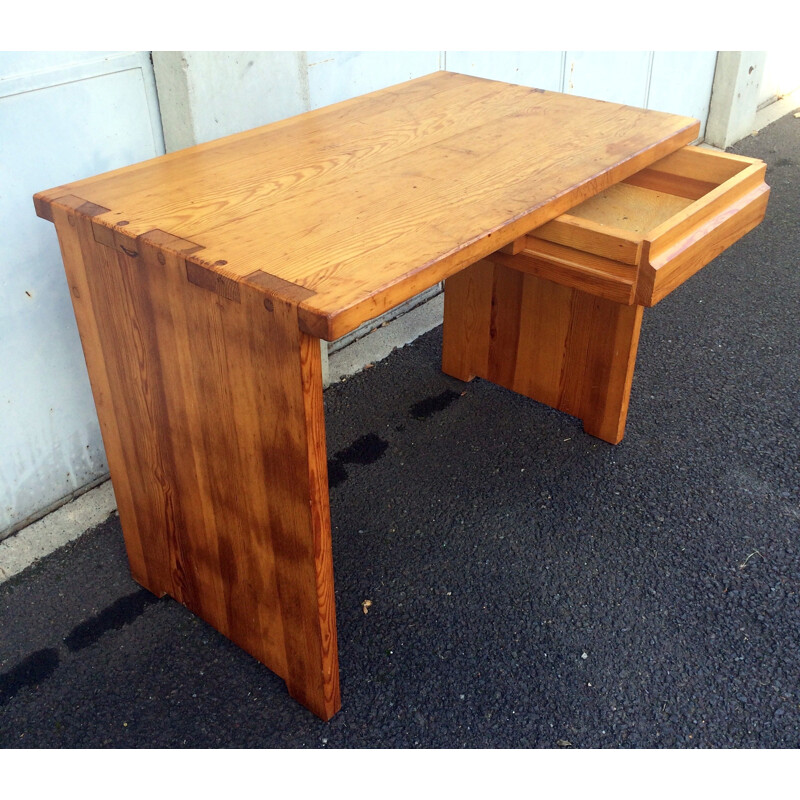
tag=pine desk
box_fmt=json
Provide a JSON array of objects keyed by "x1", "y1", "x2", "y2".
[{"x1": 35, "y1": 72, "x2": 768, "y2": 719}]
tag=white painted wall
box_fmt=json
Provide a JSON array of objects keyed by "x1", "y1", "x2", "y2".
[
  {"x1": 758, "y1": 50, "x2": 800, "y2": 108},
  {"x1": 0, "y1": 51, "x2": 164, "y2": 539},
  {"x1": 154, "y1": 51, "x2": 719, "y2": 148},
  {"x1": 447, "y1": 51, "x2": 718, "y2": 137},
  {"x1": 306, "y1": 51, "x2": 442, "y2": 108}
]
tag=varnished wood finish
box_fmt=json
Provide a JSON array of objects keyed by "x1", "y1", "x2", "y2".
[
  {"x1": 560, "y1": 183, "x2": 695, "y2": 236},
  {"x1": 533, "y1": 214, "x2": 642, "y2": 266},
  {"x1": 639, "y1": 181, "x2": 769, "y2": 305},
  {"x1": 38, "y1": 73, "x2": 758, "y2": 719},
  {"x1": 466, "y1": 145, "x2": 768, "y2": 444},
  {"x1": 507, "y1": 145, "x2": 769, "y2": 307},
  {"x1": 491, "y1": 237, "x2": 637, "y2": 304},
  {"x1": 34, "y1": 71, "x2": 699, "y2": 341},
  {"x1": 51, "y1": 197, "x2": 339, "y2": 720},
  {"x1": 443, "y1": 260, "x2": 643, "y2": 444}
]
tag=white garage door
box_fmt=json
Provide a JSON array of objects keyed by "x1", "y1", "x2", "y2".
[{"x1": 0, "y1": 51, "x2": 165, "y2": 538}]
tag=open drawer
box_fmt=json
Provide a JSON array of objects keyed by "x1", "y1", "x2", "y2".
[{"x1": 492, "y1": 145, "x2": 770, "y2": 306}]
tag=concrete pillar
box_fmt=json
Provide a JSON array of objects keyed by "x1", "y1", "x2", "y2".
[
  {"x1": 152, "y1": 51, "x2": 310, "y2": 152},
  {"x1": 705, "y1": 52, "x2": 767, "y2": 149}
]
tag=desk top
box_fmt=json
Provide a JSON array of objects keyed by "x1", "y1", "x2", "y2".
[{"x1": 35, "y1": 71, "x2": 699, "y2": 340}]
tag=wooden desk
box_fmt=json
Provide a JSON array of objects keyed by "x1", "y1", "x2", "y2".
[{"x1": 34, "y1": 71, "x2": 768, "y2": 719}]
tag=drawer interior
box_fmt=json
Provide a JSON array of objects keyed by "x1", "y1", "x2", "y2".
[
  {"x1": 535, "y1": 146, "x2": 761, "y2": 250},
  {"x1": 566, "y1": 182, "x2": 693, "y2": 236},
  {"x1": 496, "y1": 145, "x2": 768, "y2": 307}
]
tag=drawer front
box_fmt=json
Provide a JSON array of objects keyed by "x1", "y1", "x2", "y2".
[
  {"x1": 638, "y1": 179, "x2": 769, "y2": 305},
  {"x1": 492, "y1": 146, "x2": 769, "y2": 306},
  {"x1": 635, "y1": 148, "x2": 769, "y2": 305}
]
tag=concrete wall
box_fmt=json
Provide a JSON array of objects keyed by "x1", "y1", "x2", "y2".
[
  {"x1": 704, "y1": 50, "x2": 800, "y2": 150},
  {"x1": 0, "y1": 51, "x2": 164, "y2": 540},
  {"x1": 705, "y1": 52, "x2": 768, "y2": 150},
  {"x1": 153, "y1": 51, "x2": 444, "y2": 151},
  {"x1": 154, "y1": 51, "x2": 721, "y2": 151},
  {"x1": 447, "y1": 51, "x2": 718, "y2": 135}
]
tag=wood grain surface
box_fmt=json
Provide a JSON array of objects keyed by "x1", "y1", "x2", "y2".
[
  {"x1": 38, "y1": 73, "x2": 750, "y2": 720},
  {"x1": 51, "y1": 197, "x2": 339, "y2": 719},
  {"x1": 35, "y1": 71, "x2": 699, "y2": 340},
  {"x1": 443, "y1": 260, "x2": 643, "y2": 444},
  {"x1": 496, "y1": 145, "x2": 769, "y2": 308}
]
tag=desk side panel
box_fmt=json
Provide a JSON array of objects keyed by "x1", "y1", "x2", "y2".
[
  {"x1": 51, "y1": 203, "x2": 339, "y2": 719},
  {"x1": 443, "y1": 260, "x2": 644, "y2": 444}
]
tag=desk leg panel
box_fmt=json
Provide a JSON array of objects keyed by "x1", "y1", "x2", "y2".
[
  {"x1": 443, "y1": 260, "x2": 643, "y2": 444},
  {"x1": 441, "y1": 259, "x2": 495, "y2": 381},
  {"x1": 53, "y1": 206, "x2": 170, "y2": 596},
  {"x1": 53, "y1": 209, "x2": 340, "y2": 720}
]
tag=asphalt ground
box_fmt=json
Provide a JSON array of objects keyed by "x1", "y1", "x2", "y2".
[{"x1": 1, "y1": 110, "x2": 798, "y2": 750}]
